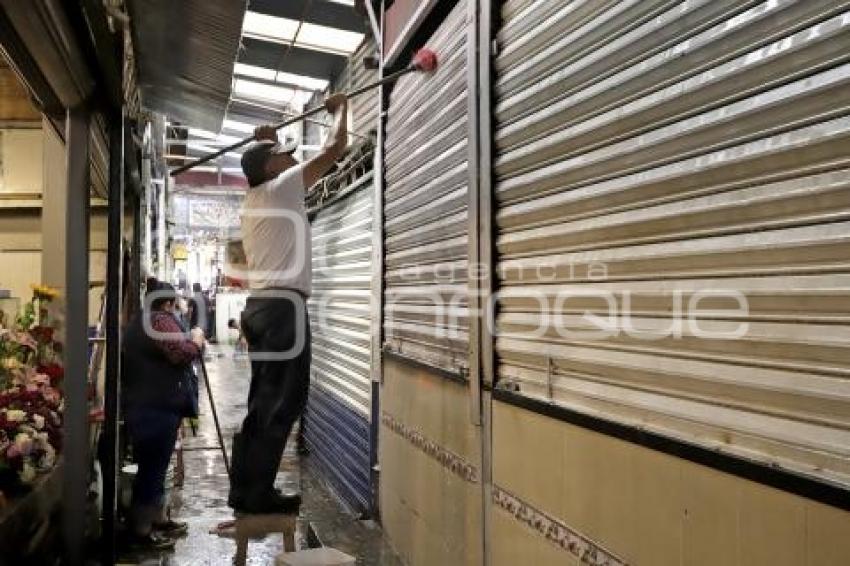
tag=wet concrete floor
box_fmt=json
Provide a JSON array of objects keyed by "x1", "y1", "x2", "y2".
[{"x1": 120, "y1": 346, "x2": 401, "y2": 565}]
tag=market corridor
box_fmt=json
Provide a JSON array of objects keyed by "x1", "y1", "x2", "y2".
[
  {"x1": 2, "y1": 1, "x2": 850, "y2": 564},
  {"x1": 123, "y1": 346, "x2": 401, "y2": 565}
]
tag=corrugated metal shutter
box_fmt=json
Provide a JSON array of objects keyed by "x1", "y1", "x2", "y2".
[
  {"x1": 349, "y1": 38, "x2": 378, "y2": 133},
  {"x1": 306, "y1": 177, "x2": 374, "y2": 513},
  {"x1": 494, "y1": 0, "x2": 850, "y2": 487},
  {"x1": 90, "y1": 113, "x2": 109, "y2": 199},
  {"x1": 383, "y1": 0, "x2": 470, "y2": 373}
]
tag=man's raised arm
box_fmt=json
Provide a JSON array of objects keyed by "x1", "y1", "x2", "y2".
[{"x1": 303, "y1": 93, "x2": 348, "y2": 189}]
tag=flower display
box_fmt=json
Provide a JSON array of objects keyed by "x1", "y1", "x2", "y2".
[
  {"x1": 36, "y1": 363, "x2": 63, "y2": 387},
  {"x1": 30, "y1": 285, "x2": 60, "y2": 302},
  {"x1": 0, "y1": 285, "x2": 64, "y2": 498}
]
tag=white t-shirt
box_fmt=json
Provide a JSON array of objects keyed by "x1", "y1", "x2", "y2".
[{"x1": 240, "y1": 163, "x2": 312, "y2": 295}]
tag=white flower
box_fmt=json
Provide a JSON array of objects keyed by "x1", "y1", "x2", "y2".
[
  {"x1": 38, "y1": 444, "x2": 56, "y2": 471},
  {"x1": 18, "y1": 461, "x2": 36, "y2": 484},
  {"x1": 1, "y1": 357, "x2": 21, "y2": 370},
  {"x1": 14, "y1": 432, "x2": 33, "y2": 456},
  {"x1": 6, "y1": 409, "x2": 26, "y2": 423},
  {"x1": 32, "y1": 414, "x2": 45, "y2": 430}
]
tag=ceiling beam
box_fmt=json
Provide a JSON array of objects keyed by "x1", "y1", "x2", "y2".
[
  {"x1": 248, "y1": 0, "x2": 365, "y2": 34},
  {"x1": 239, "y1": 37, "x2": 347, "y2": 81}
]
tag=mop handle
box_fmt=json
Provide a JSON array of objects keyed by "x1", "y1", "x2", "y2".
[{"x1": 198, "y1": 356, "x2": 231, "y2": 478}]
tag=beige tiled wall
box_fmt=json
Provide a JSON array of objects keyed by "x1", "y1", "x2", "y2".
[
  {"x1": 491, "y1": 401, "x2": 850, "y2": 566},
  {"x1": 380, "y1": 357, "x2": 483, "y2": 566},
  {"x1": 379, "y1": 373, "x2": 850, "y2": 565}
]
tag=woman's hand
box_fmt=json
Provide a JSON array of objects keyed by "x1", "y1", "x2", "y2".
[{"x1": 190, "y1": 327, "x2": 206, "y2": 349}]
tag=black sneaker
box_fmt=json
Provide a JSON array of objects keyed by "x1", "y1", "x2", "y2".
[
  {"x1": 153, "y1": 519, "x2": 189, "y2": 538},
  {"x1": 125, "y1": 532, "x2": 176, "y2": 552}
]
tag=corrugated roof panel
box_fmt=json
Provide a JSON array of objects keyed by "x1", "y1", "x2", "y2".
[{"x1": 128, "y1": 0, "x2": 246, "y2": 131}]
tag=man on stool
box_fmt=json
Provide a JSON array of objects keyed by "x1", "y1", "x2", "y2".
[{"x1": 228, "y1": 93, "x2": 348, "y2": 514}]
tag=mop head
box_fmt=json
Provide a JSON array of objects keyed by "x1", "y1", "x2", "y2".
[{"x1": 412, "y1": 48, "x2": 438, "y2": 72}]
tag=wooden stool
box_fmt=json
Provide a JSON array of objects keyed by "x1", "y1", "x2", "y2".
[{"x1": 233, "y1": 513, "x2": 297, "y2": 565}]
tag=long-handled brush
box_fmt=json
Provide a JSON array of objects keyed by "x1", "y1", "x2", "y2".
[
  {"x1": 170, "y1": 48, "x2": 439, "y2": 176},
  {"x1": 197, "y1": 356, "x2": 231, "y2": 477}
]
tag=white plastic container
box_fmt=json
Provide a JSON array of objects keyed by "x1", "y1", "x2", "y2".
[{"x1": 276, "y1": 547, "x2": 356, "y2": 566}]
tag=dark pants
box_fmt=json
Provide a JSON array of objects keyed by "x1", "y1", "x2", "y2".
[
  {"x1": 229, "y1": 294, "x2": 311, "y2": 504},
  {"x1": 126, "y1": 406, "x2": 180, "y2": 509}
]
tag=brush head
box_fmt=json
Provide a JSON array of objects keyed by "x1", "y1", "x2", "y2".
[{"x1": 412, "y1": 48, "x2": 438, "y2": 72}]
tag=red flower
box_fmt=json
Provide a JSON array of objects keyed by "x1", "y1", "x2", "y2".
[
  {"x1": 29, "y1": 326, "x2": 54, "y2": 344},
  {"x1": 36, "y1": 363, "x2": 64, "y2": 386}
]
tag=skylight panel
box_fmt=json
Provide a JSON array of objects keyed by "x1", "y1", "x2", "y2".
[
  {"x1": 296, "y1": 23, "x2": 364, "y2": 54},
  {"x1": 234, "y1": 62, "x2": 277, "y2": 81},
  {"x1": 242, "y1": 11, "x2": 298, "y2": 42},
  {"x1": 188, "y1": 128, "x2": 218, "y2": 140},
  {"x1": 292, "y1": 90, "x2": 314, "y2": 107},
  {"x1": 241, "y1": 11, "x2": 363, "y2": 55},
  {"x1": 233, "y1": 78, "x2": 297, "y2": 103},
  {"x1": 223, "y1": 119, "x2": 258, "y2": 134},
  {"x1": 187, "y1": 141, "x2": 219, "y2": 153},
  {"x1": 275, "y1": 71, "x2": 328, "y2": 92}
]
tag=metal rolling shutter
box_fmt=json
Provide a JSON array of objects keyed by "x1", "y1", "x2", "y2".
[
  {"x1": 90, "y1": 113, "x2": 109, "y2": 199},
  {"x1": 306, "y1": 177, "x2": 374, "y2": 513},
  {"x1": 349, "y1": 39, "x2": 378, "y2": 133},
  {"x1": 493, "y1": 0, "x2": 850, "y2": 487},
  {"x1": 383, "y1": 0, "x2": 470, "y2": 373}
]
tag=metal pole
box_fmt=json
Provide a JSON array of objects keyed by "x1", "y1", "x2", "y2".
[
  {"x1": 142, "y1": 157, "x2": 152, "y2": 275},
  {"x1": 124, "y1": 189, "x2": 142, "y2": 320},
  {"x1": 131, "y1": 181, "x2": 142, "y2": 317},
  {"x1": 368, "y1": 1, "x2": 386, "y2": 519},
  {"x1": 62, "y1": 106, "x2": 91, "y2": 566},
  {"x1": 102, "y1": 112, "x2": 124, "y2": 565},
  {"x1": 363, "y1": 0, "x2": 383, "y2": 52},
  {"x1": 169, "y1": 64, "x2": 420, "y2": 176},
  {"x1": 197, "y1": 357, "x2": 231, "y2": 477},
  {"x1": 466, "y1": 0, "x2": 482, "y2": 427},
  {"x1": 478, "y1": 1, "x2": 497, "y2": 565},
  {"x1": 157, "y1": 175, "x2": 166, "y2": 281},
  {"x1": 479, "y1": 0, "x2": 496, "y2": 393}
]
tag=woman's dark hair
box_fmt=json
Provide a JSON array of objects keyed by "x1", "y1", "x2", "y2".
[{"x1": 148, "y1": 281, "x2": 178, "y2": 311}]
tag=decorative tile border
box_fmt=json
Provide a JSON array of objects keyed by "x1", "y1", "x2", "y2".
[
  {"x1": 381, "y1": 411, "x2": 479, "y2": 483},
  {"x1": 492, "y1": 485, "x2": 628, "y2": 566}
]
